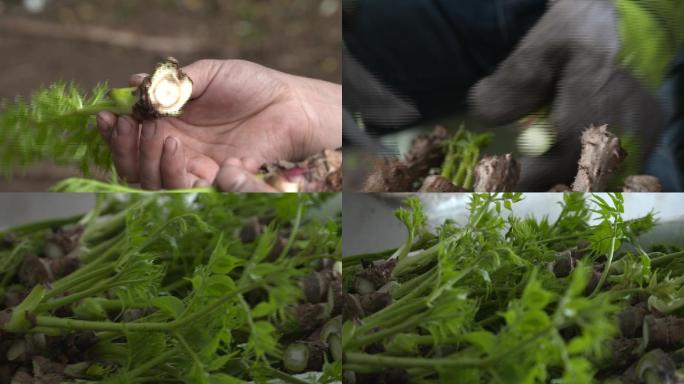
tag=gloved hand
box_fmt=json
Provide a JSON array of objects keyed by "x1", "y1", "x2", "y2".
[{"x1": 470, "y1": 0, "x2": 684, "y2": 191}]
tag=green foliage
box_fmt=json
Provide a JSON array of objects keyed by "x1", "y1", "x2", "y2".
[
  {"x1": 50, "y1": 177, "x2": 219, "y2": 193},
  {"x1": 344, "y1": 193, "x2": 682, "y2": 383},
  {"x1": 0, "y1": 193, "x2": 341, "y2": 383},
  {"x1": 440, "y1": 127, "x2": 493, "y2": 189},
  {"x1": 0, "y1": 82, "x2": 119, "y2": 175}
]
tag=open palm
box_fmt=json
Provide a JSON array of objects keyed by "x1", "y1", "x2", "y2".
[{"x1": 98, "y1": 59, "x2": 319, "y2": 189}]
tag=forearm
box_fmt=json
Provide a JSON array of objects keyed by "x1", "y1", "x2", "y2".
[{"x1": 283, "y1": 73, "x2": 342, "y2": 156}]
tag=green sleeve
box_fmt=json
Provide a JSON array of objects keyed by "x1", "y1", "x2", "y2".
[{"x1": 615, "y1": 0, "x2": 684, "y2": 89}]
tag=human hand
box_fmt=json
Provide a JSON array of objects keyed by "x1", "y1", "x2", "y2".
[
  {"x1": 96, "y1": 59, "x2": 341, "y2": 189},
  {"x1": 470, "y1": 0, "x2": 682, "y2": 190},
  {"x1": 209, "y1": 158, "x2": 278, "y2": 192}
]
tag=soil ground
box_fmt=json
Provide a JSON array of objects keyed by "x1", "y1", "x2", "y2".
[{"x1": 0, "y1": 0, "x2": 340, "y2": 191}]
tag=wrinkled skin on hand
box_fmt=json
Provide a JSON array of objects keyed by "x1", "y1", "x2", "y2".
[
  {"x1": 97, "y1": 59, "x2": 340, "y2": 190},
  {"x1": 470, "y1": 0, "x2": 667, "y2": 191}
]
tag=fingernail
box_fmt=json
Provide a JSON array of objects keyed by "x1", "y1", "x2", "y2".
[
  {"x1": 142, "y1": 121, "x2": 156, "y2": 139},
  {"x1": 165, "y1": 137, "x2": 178, "y2": 154}
]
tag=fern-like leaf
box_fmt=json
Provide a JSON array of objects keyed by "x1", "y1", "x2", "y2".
[{"x1": 0, "y1": 82, "x2": 114, "y2": 175}]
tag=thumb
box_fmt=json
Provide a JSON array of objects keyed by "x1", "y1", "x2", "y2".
[
  {"x1": 469, "y1": 45, "x2": 559, "y2": 125},
  {"x1": 214, "y1": 164, "x2": 278, "y2": 192},
  {"x1": 181, "y1": 59, "x2": 224, "y2": 100},
  {"x1": 129, "y1": 60, "x2": 221, "y2": 100},
  {"x1": 468, "y1": 0, "x2": 579, "y2": 124}
]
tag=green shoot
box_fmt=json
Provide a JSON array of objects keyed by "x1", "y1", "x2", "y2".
[
  {"x1": 0, "y1": 58, "x2": 192, "y2": 176},
  {"x1": 0, "y1": 82, "x2": 123, "y2": 175},
  {"x1": 440, "y1": 126, "x2": 493, "y2": 189}
]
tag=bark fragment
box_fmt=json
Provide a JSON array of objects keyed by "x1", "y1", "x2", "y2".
[
  {"x1": 362, "y1": 126, "x2": 449, "y2": 192},
  {"x1": 622, "y1": 175, "x2": 662, "y2": 192},
  {"x1": 362, "y1": 160, "x2": 413, "y2": 192},
  {"x1": 418, "y1": 175, "x2": 464, "y2": 192},
  {"x1": 572, "y1": 125, "x2": 626, "y2": 192},
  {"x1": 404, "y1": 126, "x2": 449, "y2": 175},
  {"x1": 549, "y1": 184, "x2": 571, "y2": 192},
  {"x1": 473, "y1": 154, "x2": 520, "y2": 192},
  {"x1": 643, "y1": 315, "x2": 684, "y2": 347},
  {"x1": 354, "y1": 260, "x2": 397, "y2": 290}
]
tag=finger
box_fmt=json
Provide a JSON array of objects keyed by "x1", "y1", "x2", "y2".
[
  {"x1": 181, "y1": 59, "x2": 223, "y2": 99},
  {"x1": 129, "y1": 73, "x2": 148, "y2": 87},
  {"x1": 193, "y1": 179, "x2": 212, "y2": 188},
  {"x1": 160, "y1": 136, "x2": 189, "y2": 189},
  {"x1": 214, "y1": 163, "x2": 278, "y2": 192},
  {"x1": 96, "y1": 112, "x2": 116, "y2": 144},
  {"x1": 240, "y1": 158, "x2": 264, "y2": 173},
  {"x1": 187, "y1": 158, "x2": 220, "y2": 184},
  {"x1": 223, "y1": 158, "x2": 243, "y2": 167},
  {"x1": 469, "y1": 44, "x2": 559, "y2": 124},
  {"x1": 110, "y1": 116, "x2": 140, "y2": 183},
  {"x1": 468, "y1": 1, "x2": 574, "y2": 125},
  {"x1": 139, "y1": 120, "x2": 164, "y2": 190},
  {"x1": 223, "y1": 157, "x2": 261, "y2": 173}
]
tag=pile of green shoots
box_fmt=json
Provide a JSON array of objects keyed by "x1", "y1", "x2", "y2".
[
  {"x1": 343, "y1": 193, "x2": 684, "y2": 383},
  {"x1": 0, "y1": 193, "x2": 342, "y2": 383}
]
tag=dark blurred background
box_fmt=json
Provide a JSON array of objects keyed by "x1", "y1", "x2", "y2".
[{"x1": 0, "y1": 0, "x2": 340, "y2": 190}]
